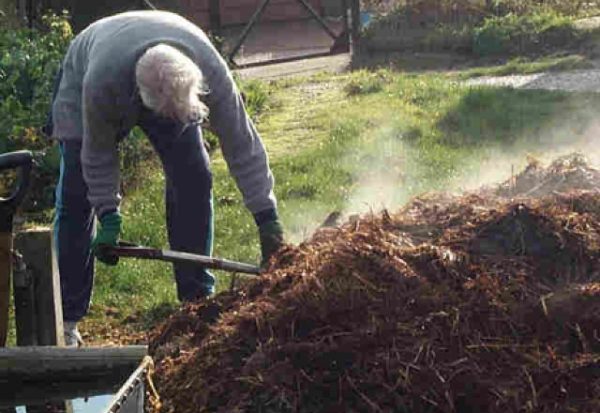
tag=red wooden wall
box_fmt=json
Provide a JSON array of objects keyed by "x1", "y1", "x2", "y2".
[{"x1": 181, "y1": 0, "x2": 323, "y2": 28}]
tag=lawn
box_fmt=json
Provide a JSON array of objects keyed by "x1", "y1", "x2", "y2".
[
  {"x1": 455, "y1": 54, "x2": 594, "y2": 79},
  {"x1": 75, "y1": 69, "x2": 600, "y2": 341}
]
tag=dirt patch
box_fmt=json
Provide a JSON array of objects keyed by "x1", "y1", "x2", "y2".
[{"x1": 149, "y1": 154, "x2": 600, "y2": 413}]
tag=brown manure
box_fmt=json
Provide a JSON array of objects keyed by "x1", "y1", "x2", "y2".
[{"x1": 149, "y1": 155, "x2": 600, "y2": 413}]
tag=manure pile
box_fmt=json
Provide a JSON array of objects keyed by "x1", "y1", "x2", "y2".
[{"x1": 149, "y1": 154, "x2": 600, "y2": 413}]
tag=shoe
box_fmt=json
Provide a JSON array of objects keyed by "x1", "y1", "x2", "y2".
[{"x1": 63, "y1": 321, "x2": 84, "y2": 347}]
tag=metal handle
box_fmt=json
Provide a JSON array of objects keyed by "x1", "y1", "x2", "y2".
[
  {"x1": 0, "y1": 151, "x2": 33, "y2": 346},
  {"x1": 0, "y1": 150, "x2": 33, "y2": 213},
  {"x1": 104, "y1": 242, "x2": 262, "y2": 275}
]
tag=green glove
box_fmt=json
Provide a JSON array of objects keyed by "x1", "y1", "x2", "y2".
[
  {"x1": 258, "y1": 219, "x2": 284, "y2": 267},
  {"x1": 91, "y1": 211, "x2": 122, "y2": 266}
]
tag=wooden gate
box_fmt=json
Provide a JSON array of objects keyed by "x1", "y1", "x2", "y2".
[
  {"x1": 16, "y1": 0, "x2": 360, "y2": 67},
  {"x1": 182, "y1": 0, "x2": 360, "y2": 67}
]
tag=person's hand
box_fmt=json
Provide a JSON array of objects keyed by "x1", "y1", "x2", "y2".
[
  {"x1": 91, "y1": 211, "x2": 122, "y2": 266},
  {"x1": 258, "y1": 219, "x2": 284, "y2": 267}
]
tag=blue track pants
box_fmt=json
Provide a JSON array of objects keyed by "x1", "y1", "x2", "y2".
[{"x1": 54, "y1": 110, "x2": 215, "y2": 322}]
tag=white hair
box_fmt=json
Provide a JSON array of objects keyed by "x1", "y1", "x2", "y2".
[{"x1": 135, "y1": 44, "x2": 209, "y2": 124}]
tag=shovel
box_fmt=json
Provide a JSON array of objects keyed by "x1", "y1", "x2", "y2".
[
  {"x1": 103, "y1": 242, "x2": 261, "y2": 275},
  {"x1": 0, "y1": 150, "x2": 33, "y2": 347}
]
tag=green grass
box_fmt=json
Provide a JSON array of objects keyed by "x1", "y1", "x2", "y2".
[
  {"x1": 456, "y1": 54, "x2": 594, "y2": 79},
  {"x1": 81, "y1": 70, "x2": 600, "y2": 335}
]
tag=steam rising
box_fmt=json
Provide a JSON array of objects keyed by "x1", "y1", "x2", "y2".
[{"x1": 288, "y1": 97, "x2": 600, "y2": 243}]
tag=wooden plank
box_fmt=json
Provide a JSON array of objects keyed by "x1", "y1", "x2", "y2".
[
  {"x1": 0, "y1": 370, "x2": 130, "y2": 407},
  {"x1": 218, "y1": 0, "x2": 322, "y2": 26},
  {"x1": 0, "y1": 346, "x2": 148, "y2": 379},
  {"x1": 21, "y1": 403, "x2": 73, "y2": 413},
  {"x1": 209, "y1": 0, "x2": 221, "y2": 32},
  {"x1": 17, "y1": 0, "x2": 26, "y2": 21},
  {"x1": 14, "y1": 228, "x2": 64, "y2": 346},
  {"x1": 187, "y1": 0, "x2": 209, "y2": 11},
  {"x1": 349, "y1": 0, "x2": 360, "y2": 50},
  {"x1": 187, "y1": 10, "x2": 211, "y2": 29},
  {"x1": 12, "y1": 255, "x2": 37, "y2": 346},
  {"x1": 0, "y1": 233, "x2": 12, "y2": 347}
]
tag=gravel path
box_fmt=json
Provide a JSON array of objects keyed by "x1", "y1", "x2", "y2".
[
  {"x1": 236, "y1": 54, "x2": 350, "y2": 80},
  {"x1": 466, "y1": 69, "x2": 600, "y2": 92}
]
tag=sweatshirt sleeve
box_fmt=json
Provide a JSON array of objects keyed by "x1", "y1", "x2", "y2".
[
  {"x1": 208, "y1": 71, "x2": 277, "y2": 216},
  {"x1": 81, "y1": 75, "x2": 122, "y2": 218}
]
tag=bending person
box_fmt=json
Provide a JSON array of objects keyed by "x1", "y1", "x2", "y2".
[{"x1": 47, "y1": 10, "x2": 284, "y2": 346}]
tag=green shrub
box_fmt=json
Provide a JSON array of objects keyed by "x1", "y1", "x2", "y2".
[
  {"x1": 490, "y1": 0, "x2": 596, "y2": 17},
  {"x1": 420, "y1": 23, "x2": 474, "y2": 53},
  {"x1": 201, "y1": 77, "x2": 274, "y2": 152},
  {"x1": 361, "y1": 1, "x2": 590, "y2": 58},
  {"x1": 473, "y1": 11, "x2": 578, "y2": 56},
  {"x1": 0, "y1": 13, "x2": 72, "y2": 148},
  {"x1": 120, "y1": 127, "x2": 156, "y2": 196},
  {"x1": 238, "y1": 78, "x2": 274, "y2": 119},
  {"x1": 344, "y1": 71, "x2": 387, "y2": 95},
  {"x1": 0, "y1": 13, "x2": 72, "y2": 212}
]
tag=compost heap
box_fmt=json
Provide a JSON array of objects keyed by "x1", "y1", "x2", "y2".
[{"x1": 149, "y1": 153, "x2": 600, "y2": 413}]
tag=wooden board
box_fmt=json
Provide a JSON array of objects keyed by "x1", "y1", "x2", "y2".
[
  {"x1": 0, "y1": 232, "x2": 13, "y2": 347},
  {"x1": 0, "y1": 346, "x2": 148, "y2": 380},
  {"x1": 14, "y1": 228, "x2": 64, "y2": 346}
]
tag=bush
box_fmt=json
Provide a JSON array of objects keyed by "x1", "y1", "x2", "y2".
[
  {"x1": 119, "y1": 127, "x2": 156, "y2": 197},
  {"x1": 473, "y1": 11, "x2": 578, "y2": 56},
  {"x1": 200, "y1": 77, "x2": 274, "y2": 152},
  {"x1": 361, "y1": 0, "x2": 597, "y2": 17},
  {"x1": 490, "y1": 0, "x2": 596, "y2": 17},
  {"x1": 0, "y1": 12, "x2": 72, "y2": 212},
  {"x1": 420, "y1": 23, "x2": 475, "y2": 53},
  {"x1": 0, "y1": 13, "x2": 155, "y2": 214},
  {"x1": 361, "y1": 2, "x2": 585, "y2": 58},
  {"x1": 238, "y1": 78, "x2": 274, "y2": 120},
  {"x1": 344, "y1": 71, "x2": 387, "y2": 95}
]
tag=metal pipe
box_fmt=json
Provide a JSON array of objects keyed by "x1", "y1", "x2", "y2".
[
  {"x1": 108, "y1": 244, "x2": 261, "y2": 275},
  {"x1": 296, "y1": 0, "x2": 338, "y2": 40},
  {"x1": 228, "y1": 0, "x2": 272, "y2": 63},
  {"x1": 105, "y1": 356, "x2": 154, "y2": 413}
]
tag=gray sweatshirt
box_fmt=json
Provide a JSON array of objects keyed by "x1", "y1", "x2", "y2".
[{"x1": 51, "y1": 10, "x2": 276, "y2": 217}]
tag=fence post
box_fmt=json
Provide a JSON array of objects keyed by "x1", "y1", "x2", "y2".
[
  {"x1": 12, "y1": 250, "x2": 37, "y2": 346},
  {"x1": 13, "y1": 228, "x2": 64, "y2": 347},
  {"x1": 16, "y1": 0, "x2": 26, "y2": 21},
  {"x1": 0, "y1": 233, "x2": 12, "y2": 347},
  {"x1": 349, "y1": 0, "x2": 360, "y2": 52}
]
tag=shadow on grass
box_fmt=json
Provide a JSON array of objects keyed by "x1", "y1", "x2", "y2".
[
  {"x1": 437, "y1": 87, "x2": 600, "y2": 147},
  {"x1": 350, "y1": 51, "x2": 474, "y2": 73},
  {"x1": 350, "y1": 49, "x2": 596, "y2": 77},
  {"x1": 139, "y1": 301, "x2": 180, "y2": 330}
]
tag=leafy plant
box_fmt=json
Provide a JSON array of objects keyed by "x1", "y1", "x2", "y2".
[
  {"x1": 344, "y1": 71, "x2": 386, "y2": 95},
  {"x1": 0, "y1": 12, "x2": 72, "y2": 211},
  {"x1": 361, "y1": 1, "x2": 590, "y2": 58},
  {"x1": 489, "y1": 0, "x2": 596, "y2": 17},
  {"x1": 473, "y1": 11, "x2": 578, "y2": 56}
]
